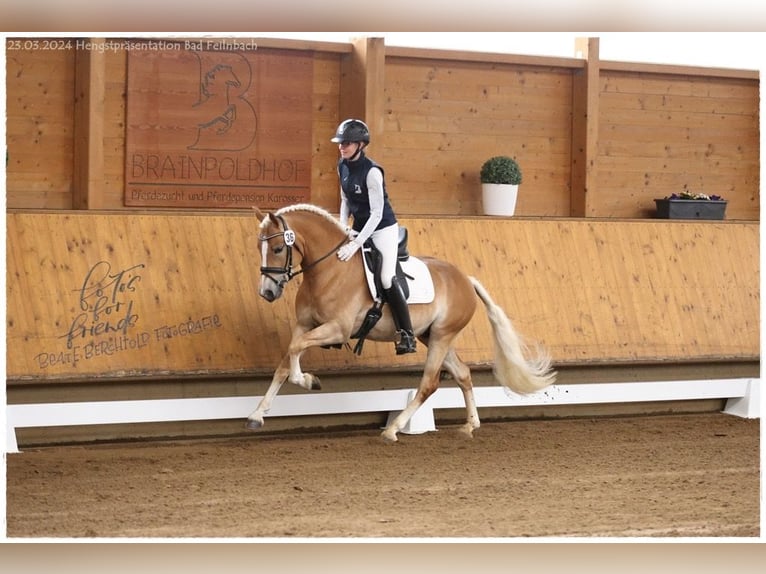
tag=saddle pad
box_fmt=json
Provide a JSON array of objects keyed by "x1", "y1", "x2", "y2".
[{"x1": 362, "y1": 254, "x2": 435, "y2": 304}]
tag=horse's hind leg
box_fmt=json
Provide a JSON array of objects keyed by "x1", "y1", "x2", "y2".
[
  {"x1": 382, "y1": 338, "x2": 451, "y2": 443},
  {"x1": 442, "y1": 348, "x2": 480, "y2": 437}
]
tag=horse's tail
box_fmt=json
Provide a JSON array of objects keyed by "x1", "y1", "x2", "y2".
[{"x1": 469, "y1": 276, "x2": 556, "y2": 394}]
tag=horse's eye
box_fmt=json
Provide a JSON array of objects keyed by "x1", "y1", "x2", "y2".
[{"x1": 273, "y1": 245, "x2": 284, "y2": 255}]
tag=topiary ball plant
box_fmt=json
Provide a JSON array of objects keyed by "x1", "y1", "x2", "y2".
[{"x1": 480, "y1": 155, "x2": 522, "y2": 185}]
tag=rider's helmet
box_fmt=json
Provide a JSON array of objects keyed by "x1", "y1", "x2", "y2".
[{"x1": 331, "y1": 119, "x2": 370, "y2": 144}]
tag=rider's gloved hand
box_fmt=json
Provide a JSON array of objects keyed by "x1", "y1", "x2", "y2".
[{"x1": 337, "y1": 240, "x2": 361, "y2": 261}]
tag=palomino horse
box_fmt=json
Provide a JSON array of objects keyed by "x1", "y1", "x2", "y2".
[{"x1": 248, "y1": 204, "x2": 556, "y2": 442}]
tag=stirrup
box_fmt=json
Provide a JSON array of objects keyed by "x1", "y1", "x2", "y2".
[{"x1": 395, "y1": 329, "x2": 417, "y2": 355}]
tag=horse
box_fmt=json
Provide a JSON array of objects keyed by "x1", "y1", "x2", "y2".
[{"x1": 247, "y1": 203, "x2": 556, "y2": 442}]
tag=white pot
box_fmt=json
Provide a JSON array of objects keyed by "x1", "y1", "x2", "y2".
[{"x1": 482, "y1": 183, "x2": 519, "y2": 216}]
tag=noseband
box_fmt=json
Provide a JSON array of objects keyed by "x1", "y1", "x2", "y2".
[{"x1": 259, "y1": 214, "x2": 347, "y2": 287}]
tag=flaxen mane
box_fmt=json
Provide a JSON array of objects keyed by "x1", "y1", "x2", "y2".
[{"x1": 265, "y1": 203, "x2": 346, "y2": 234}]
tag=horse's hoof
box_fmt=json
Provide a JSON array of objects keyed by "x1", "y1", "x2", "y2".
[
  {"x1": 458, "y1": 423, "x2": 477, "y2": 438},
  {"x1": 245, "y1": 418, "x2": 263, "y2": 431},
  {"x1": 380, "y1": 430, "x2": 398, "y2": 443},
  {"x1": 310, "y1": 376, "x2": 322, "y2": 391}
]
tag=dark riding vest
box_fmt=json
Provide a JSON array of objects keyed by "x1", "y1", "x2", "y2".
[{"x1": 338, "y1": 153, "x2": 397, "y2": 233}]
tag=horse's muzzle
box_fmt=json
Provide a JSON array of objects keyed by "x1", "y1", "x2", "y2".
[
  {"x1": 260, "y1": 288, "x2": 278, "y2": 302},
  {"x1": 259, "y1": 275, "x2": 285, "y2": 302}
]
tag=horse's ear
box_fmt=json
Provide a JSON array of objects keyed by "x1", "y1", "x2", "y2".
[{"x1": 251, "y1": 206, "x2": 266, "y2": 222}]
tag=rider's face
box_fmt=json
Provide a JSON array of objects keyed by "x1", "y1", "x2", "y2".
[{"x1": 339, "y1": 141, "x2": 361, "y2": 160}]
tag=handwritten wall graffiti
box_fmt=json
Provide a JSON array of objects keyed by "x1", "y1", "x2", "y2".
[
  {"x1": 6, "y1": 212, "x2": 278, "y2": 381},
  {"x1": 32, "y1": 260, "x2": 223, "y2": 372},
  {"x1": 62, "y1": 260, "x2": 143, "y2": 349}
]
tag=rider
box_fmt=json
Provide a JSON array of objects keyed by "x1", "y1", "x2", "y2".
[{"x1": 332, "y1": 118, "x2": 416, "y2": 355}]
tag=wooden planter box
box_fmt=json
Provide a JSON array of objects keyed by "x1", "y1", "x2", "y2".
[{"x1": 654, "y1": 199, "x2": 728, "y2": 220}]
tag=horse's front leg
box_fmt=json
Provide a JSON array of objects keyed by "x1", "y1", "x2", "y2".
[
  {"x1": 286, "y1": 321, "x2": 347, "y2": 391},
  {"x1": 245, "y1": 323, "x2": 313, "y2": 430},
  {"x1": 246, "y1": 321, "x2": 348, "y2": 431},
  {"x1": 245, "y1": 355, "x2": 290, "y2": 430}
]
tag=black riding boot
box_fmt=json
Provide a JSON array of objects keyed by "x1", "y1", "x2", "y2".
[{"x1": 384, "y1": 277, "x2": 417, "y2": 355}]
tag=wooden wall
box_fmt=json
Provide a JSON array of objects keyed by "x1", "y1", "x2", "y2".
[
  {"x1": 7, "y1": 212, "x2": 759, "y2": 383},
  {"x1": 5, "y1": 36, "x2": 761, "y2": 388},
  {"x1": 6, "y1": 37, "x2": 348, "y2": 212},
  {"x1": 6, "y1": 45, "x2": 76, "y2": 208},
  {"x1": 381, "y1": 54, "x2": 576, "y2": 216},
  {"x1": 5, "y1": 36, "x2": 760, "y2": 220},
  {"x1": 596, "y1": 65, "x2": 760, "y2": 219}
]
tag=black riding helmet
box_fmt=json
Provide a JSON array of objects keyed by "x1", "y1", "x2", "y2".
[{"x1": 331, "y1": 119, "x2": 370, "y2": 144}]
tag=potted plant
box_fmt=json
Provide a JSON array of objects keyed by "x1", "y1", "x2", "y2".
[
  {"x1": 654, "y1": 190, "x2": 728, "y2": 220},
  {"x1": 480, "y1": 155, "x2": 522, "y2": 216}
]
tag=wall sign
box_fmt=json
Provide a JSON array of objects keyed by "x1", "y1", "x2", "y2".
[{"x1": 125, "y1": 41, "x2": 313, "y2": 209}]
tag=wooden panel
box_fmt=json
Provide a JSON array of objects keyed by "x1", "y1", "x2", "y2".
[
  {"x1": 7, "y1": 212, "x2": 264, "y2": 380},
  {"x1": 308, "y1": 53, "x2": 344, "y2": 212},
  {"x1": 6, "y1": 213, "x2": 759, "y2": 382},
  {"x1": 420, "y1": 217, "x2": 759, "y2": 365},
  {"x1": 383, "y1": 56, "x2": 574, "y2": 217},
  {"x1": 5, "y1": 43, "x2": 75, "y2": 208},
  {"x1": 596, "y1": 70, "x2": 760, "y2": 220}
]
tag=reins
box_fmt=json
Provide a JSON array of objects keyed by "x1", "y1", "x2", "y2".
[{"x1": 259, "y1": 214, "x2": 346, "y2": 286}]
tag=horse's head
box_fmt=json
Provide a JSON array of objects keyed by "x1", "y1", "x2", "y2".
[
  {"x1": 255, "y1": 209, "x2": 298, "y2": 302},
  {"x1": 254, "y1": 204, "x2": 349, "y2": 302}
]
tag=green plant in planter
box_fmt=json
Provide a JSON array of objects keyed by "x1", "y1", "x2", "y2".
[{"x1": 480, "y1": 155, "x2": 522, "y2": 185}]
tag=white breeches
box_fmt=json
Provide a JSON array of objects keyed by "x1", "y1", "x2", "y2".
[{"x1": 370, "y1": 223, "x2": 399, "y2": 289}]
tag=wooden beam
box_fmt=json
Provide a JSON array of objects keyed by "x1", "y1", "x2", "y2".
[
  {"x1": 570, "y1": 37, "x2": 600, "y2": 217},
  {"x1": 72, "y1": 37, "x2": 106, "y2": 210},
  {"x1": 385, "y1": 45, "x2": 584, "y2": 70},
  {"x1": 340, "y1": 37, "x2": 386, "y2": 153}
]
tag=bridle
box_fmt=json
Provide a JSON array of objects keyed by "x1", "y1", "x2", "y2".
[{"x1": 259, "y1": 214, "x2": 347, "y2": 288}]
